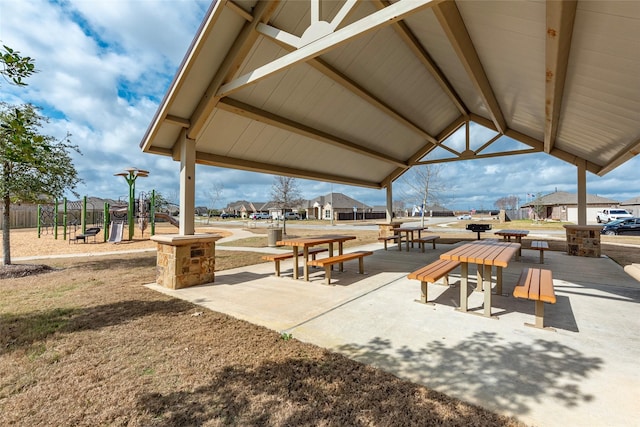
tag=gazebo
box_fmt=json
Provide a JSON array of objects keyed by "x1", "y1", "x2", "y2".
[{"x1": 139, "y1": 0, "x2": 640, "y2": 286}]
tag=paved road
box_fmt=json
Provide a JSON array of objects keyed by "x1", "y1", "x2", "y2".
[{"x1": 201, "y1": 217, "x2": 569, "y2": 238}]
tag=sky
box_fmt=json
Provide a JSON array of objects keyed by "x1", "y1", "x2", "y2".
[{"x1": 1, "y1": 0, "x2": 638, "y2": 212}]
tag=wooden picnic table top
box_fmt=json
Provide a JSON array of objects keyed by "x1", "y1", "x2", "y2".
[
  {"x1": 440, "y1": 241, "x2": 520, "y2": 267},
  {"x1": 494, "y1": 229, "x2": 529, "y2": 237},
  {"x1": 276, "y1": 234, "x2": 356, "y2": 247},
  {"x1": 392, "y1": 226, "x2": 428, "y2": 231}
]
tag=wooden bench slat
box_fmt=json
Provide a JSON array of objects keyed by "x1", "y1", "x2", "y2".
[
  {"x1": 378, "y1": 235, "x2": 404, "y2": 250},
  {"x1": 408, "y1": 259, "x2": 460, "y2": 304},
  {"x1": 531, "y1": 241, "x2": 549, "y2": 250},
  {"x1": 530, "y1": 240, "x2": 549, "y2": 264},
  {"x1": 513, "y1": 267, "x2": 556, "y2": 330},
  {"x1": 408, "y1": 259, "x2": 459, "y2": 283},
  {"x1": 529, "y1": 268, "x2": 541, "y2": 300},
  {"x1": 261, "y1": 247, "x2": 327, "y2": 261},
  {"x1": 306, "y1": 251, "x2": 373, "y2": 285},
  {"x1": 539, "y1": 269, "x2": 556, "y2": 303},
  {"x1": 262, "y1": 247, "x2": 328, "y2": 276},
  {"x1": 307, "y1": 251, "x2": 373, "y2": 267},
  {"x1": 513, "y1": 269, "x2": 532, "y2": 299},
  {"x1": 413, "y1": 235, "x2": 439, "y2": 252}
]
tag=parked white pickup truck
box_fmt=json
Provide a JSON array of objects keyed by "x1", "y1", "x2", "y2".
[{"x1": 596, "y1": 208, "x2": 632, "y2": 223}]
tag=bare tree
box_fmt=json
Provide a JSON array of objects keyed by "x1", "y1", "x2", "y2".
[
  {"x1": 271, "y1": 176, "x2": 304, "y2": 235},
  {"x1": 205, "y1": 182, "x2": 223, "y2": 223},
  {"x1": 400, "y1": 164, "x2": 447, "y2": 227}
]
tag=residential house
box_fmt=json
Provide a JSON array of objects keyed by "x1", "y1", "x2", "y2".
[
  {"x1": 305, "y1": 193, "x2": 372, "y2": 220},
  {"x1": 521, "y1": 191, "x2": 620, "y2": 223},
  {"x1": 620, "y1": 196, "x2": 640, "y2": 217},
  {"x1": 223, "y1": 200, "x2": 267, "y2": 219}
]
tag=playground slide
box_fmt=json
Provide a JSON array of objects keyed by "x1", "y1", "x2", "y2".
[
  {"x1": 108, "y1": 222, "x2": 124, "y2": 243},
  {"x1": 155, "y1": 212, "x2": 179, "y2": 227}
]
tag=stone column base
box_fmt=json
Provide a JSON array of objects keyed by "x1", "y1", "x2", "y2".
[
  {"x1": 152, "y1": 233, "x2": 222, "y2": 289},
  {"x1": 563, "y1": 225, "x2": 602, "y2": 258},
  {"x1": 377, "y1": 221, "x2": 402, "y2": 238}
]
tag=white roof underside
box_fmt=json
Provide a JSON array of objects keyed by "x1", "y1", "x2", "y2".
[{"x1": 140, "y1": 0, "x2": 640, "y2": 190}]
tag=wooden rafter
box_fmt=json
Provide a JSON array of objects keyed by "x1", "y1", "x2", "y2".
[
  {"x1": 196, "y1": 152, "x2": 382, "y2": 189},
  {"x1": 597, "y1": 138, "x2": 640, "y2": 176},
  {"x1": 414, "y1": 148, "x2": 539, "y2": 166},
  {"x1": 545, "y1": 0, "x2": 577, "y2": 153},
  {"x1": 187, "y1": 1, "x2": 280, "y2": 141},
  {"x1": 373, "y1": 0, "x2": 467, "y2": 116},
  {"x1": 255, "y1": 24, "x2": 438, "y2": 144},
  {"x1": 217, "y1": 98, "x2": 408, "y2": 168},
  {"x1": 433, "y1": 1, "x2": 506, "y2": 133},
  {"x1": 217, "y1": 0, "x2": 439, "y2": 98}
]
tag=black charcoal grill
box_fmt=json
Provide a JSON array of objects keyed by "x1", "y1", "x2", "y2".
[{"x1": 466, "y1": 223, "x2": 492, "y2": 240}]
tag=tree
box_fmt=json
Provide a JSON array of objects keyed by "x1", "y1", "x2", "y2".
[
  {"x1": 1, "y1": 45, "x2": 36, "y2": 86},
  {"x1": 270, "y1": 176, "x2": 304, "y2": 235},
  {"x1": 205, "y1": 182, "x2": 223, "y2": 223},
  {"x1": 400, "y1": 164, "x2": 447, "y2": 227},
  {"x1": 0, "y1": 103, "x2": 81, "y2": 264},
  {"x1": 531, "y1": 192, "x2": 545, "y2": 221},
  {"x1": 494, "y1": 195, "x2": 520, "y2": 211}
]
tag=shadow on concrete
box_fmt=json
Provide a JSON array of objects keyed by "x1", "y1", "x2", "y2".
[{"x1": 335, "y1": 331, "x2": 602, "y2": 417}]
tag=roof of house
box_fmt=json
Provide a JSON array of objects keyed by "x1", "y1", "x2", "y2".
[
  {"x1": 306, "y1": 192, "x2": 370, "y2": 210},
  {"x1": 620, "y1": 197, "x2": 640, "y2": 206},
  {"x1": 523, "y1": 191, "x2": 619, "y2": 207},
  {"x1": 140, "y1": 1, "x2": 640, "y2": 191}
]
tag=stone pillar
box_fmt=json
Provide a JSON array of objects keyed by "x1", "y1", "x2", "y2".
[
  {"x1": 377, "y1": 221, "x2": 402, "y2": 238},
  {"x1": 152, "y1": 234, "x2": 222, "y2": 289},
  {"x1": 563, "y1": 225, "x2": 602, "y2": 258}
]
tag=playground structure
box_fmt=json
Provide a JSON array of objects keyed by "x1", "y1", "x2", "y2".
[{"x1": 37, "y1": 190, "x2": 179, "y2": 243}]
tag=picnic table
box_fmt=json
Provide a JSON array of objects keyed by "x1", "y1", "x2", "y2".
[
  {"x1": 276, "y1": 235, "x2": 356, "y2": 281},
  {"x1": 392, "y1": 226, "x2": 428, "y2": 251},
  {"x1": 440, "y1": 241, "x2": 520, "y2": 318},
  {"x1": 494, "y1": 229, "x2": 529, "y2": 257}
]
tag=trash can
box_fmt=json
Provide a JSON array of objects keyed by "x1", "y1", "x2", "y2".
[{"x1": 267, "y1": 227, "x2": 283, "y2": 247}]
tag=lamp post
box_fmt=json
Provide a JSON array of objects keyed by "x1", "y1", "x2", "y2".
[{"x1": 114, "y1": 167, "x2": 149, "y2": 240}]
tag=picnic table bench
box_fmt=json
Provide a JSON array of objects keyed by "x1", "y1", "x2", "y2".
[
  {"x1": 513, "y1": 267, "x2": 556, "y2": 330},
  {"x1": 408, "y1": 259, "x2": 460, "y2": 304},
  {"x1": 378, "y1": 234, "x2": 404, "y2": 250},
  {"x1": 530, "y1": 240, "x2": 549, "y2": 264},
  {"x1": 307, "y1": 251, "x2": 373, "y2": 285},
  {"x1": 261, "y1": 247, "x2": 327, "y2": 277},
  {"x1": 414, "y1": 235, "x2": 440, "y2": 252},
  {"x1": 70, "y1": 227, "x2": 101, "y2": 244}
]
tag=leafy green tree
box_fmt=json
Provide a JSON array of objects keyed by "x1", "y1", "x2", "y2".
[
  {"x1": 0, "y1": 103, "x2": 81, "y2": 264},
  {"x1": 1, "y1": 45, "x2": 36, "y2": 86}
]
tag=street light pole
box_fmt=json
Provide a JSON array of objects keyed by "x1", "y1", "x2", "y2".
[{"x1": 114, "y1": 167, "x2": 149, "y2": 241}]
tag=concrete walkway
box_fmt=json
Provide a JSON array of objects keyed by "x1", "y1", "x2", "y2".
[{"x1": 147, "y1": 232, "x2": 640, "y2": 427}]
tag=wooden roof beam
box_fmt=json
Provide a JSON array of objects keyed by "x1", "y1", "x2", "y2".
[
  {"x1": 256, "y1": 24, "x2": 439, "y2": 145},
  {"x1": 188, "y1": 1, "x2": 280, "y2": 141},
  {"x1": 218, "y1": 98, "x2": 408, "y2": 168},
  {"x1": 373, "y1": 0, "x2": 468, "y2": 117},
  {"x1": 196, "y1": 152, "x2": 382, "y2": 189},
  {"x1": 545, "y1": 0, "x2": 577, "y2": 153},
  {"x1": 598, "y1": 138, "x2": 640, "y2": 176},
  {"x1": 218, "y1": 0, "x2": 440, "y2": 98},
  {"x1": 433, "y1": 1, "x2": 506, "y2": 133}
]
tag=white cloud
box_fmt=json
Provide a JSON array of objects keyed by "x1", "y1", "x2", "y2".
[{"x1": 0, "y1": 0, "x2": 637, "y2": 211}]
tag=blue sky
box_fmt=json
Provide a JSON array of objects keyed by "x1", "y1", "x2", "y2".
[{"x1": 1, "y1": 0, "x2": 638, "y2": 212}]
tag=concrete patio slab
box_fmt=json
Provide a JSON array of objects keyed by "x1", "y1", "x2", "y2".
[{"x1": 147, "y1": 241, "x2": 640, "y2": 427}]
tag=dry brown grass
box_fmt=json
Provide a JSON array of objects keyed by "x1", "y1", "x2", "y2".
[{"x1": 1, "y1": 223, "x2": 638, "y2": 425}]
